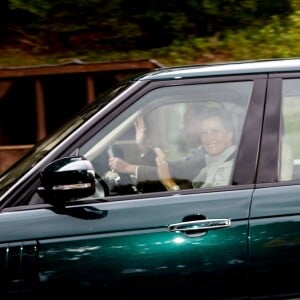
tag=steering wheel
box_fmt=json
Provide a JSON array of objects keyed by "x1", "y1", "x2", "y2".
[
  {"x1": 90, "y1": 145, "x2": 141, "y2": 197},
  {"x1": 102, "y1": 169, "x2": 139, "y2": 196},
  {"x1": 102, "y1": 145, "x2": 140, "y2": 195}
]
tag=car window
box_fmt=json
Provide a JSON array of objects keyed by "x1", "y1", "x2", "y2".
[
  {"x1": 280, "y1": 79, "x2": 300, "y2": 181},
  {"x1": 79, "y1": 81, "x2": 253, "y2": 197},
  {"x1": 0, "y1": 81, "x2": 133, "y2": 197}
]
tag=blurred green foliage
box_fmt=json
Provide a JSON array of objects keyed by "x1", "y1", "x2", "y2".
[{"x1": 1, "y1": 0, "x2": 300, "y2": 66}]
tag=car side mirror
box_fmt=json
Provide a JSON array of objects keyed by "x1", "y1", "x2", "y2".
[{"x1": 37, "y1": 156, "x2": 96, "y2": 206}]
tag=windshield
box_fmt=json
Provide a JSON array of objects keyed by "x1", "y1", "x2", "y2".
[{"x1": 0, "y1": 81, "x2": 132, "y2": 196}]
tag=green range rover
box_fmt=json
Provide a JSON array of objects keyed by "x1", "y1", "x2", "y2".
[{"x1": 1, "y1": 58, "x2": 300, "y2": 299}]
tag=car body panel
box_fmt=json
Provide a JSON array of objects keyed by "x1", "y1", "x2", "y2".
[
  {"x1": 249, "y1": 185, "x2": 300, "y2": 298},
  {"x1": 1, "y1": 189, "x2": 252, "y2": 298}
]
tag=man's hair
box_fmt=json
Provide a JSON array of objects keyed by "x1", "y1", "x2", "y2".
[{"x1": 184, "y1": 103, "x2": 203, "y2": 119}]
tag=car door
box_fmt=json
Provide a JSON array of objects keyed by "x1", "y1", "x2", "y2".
[
  {"x1": 0, "y1": 75, "x2": 266, "y2": 299},
  {"x1": 249, "y1": 74, "x2": 300, "y2": 299}
]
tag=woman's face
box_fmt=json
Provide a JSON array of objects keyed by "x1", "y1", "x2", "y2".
[{"x1": 199, "y1": 116, "x2": 233, "y2": 156}]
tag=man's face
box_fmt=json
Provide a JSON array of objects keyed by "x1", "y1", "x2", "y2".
[
  {"x1": 199, "y1": 116, "x2": 233, "y2": 156},
  {"x1": 183, "y1": 111, "x2": 199, "y2": 145}
]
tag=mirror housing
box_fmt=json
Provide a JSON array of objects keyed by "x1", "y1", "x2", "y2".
[{"x1": 37, "y1": 156, "x2": 96, "y2": 205}]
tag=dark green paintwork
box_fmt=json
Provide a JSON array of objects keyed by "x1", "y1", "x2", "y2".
[
  {"x1": 249, "y1": 185, "x2": 300, "y2": 298},
  {"x1": 38, "y1": 221, "x2": 247, "y2": 297},
  {"x1": 0, "y1": 190, "x2": 251, "y2": 298}
]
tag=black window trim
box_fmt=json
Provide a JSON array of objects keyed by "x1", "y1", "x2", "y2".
[
  {"x1": 257, "y1": 71, "x2": 300, "y2": 185},
  {"x1": 256, "y1": 77, "x2": 281, "y2": 183},
  {"x1": 232, "y1": 77, "x2": 267, "y2": 185}
]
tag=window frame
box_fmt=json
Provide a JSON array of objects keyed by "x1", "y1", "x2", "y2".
[
  {"x1": 257, "y1": 72, "x2": 300, "y2": 185},
  {"x1": 2, "y1": 74, "x2": 268, "y2": 208}
]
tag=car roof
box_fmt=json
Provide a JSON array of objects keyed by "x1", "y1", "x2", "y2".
[{"x1": 136, "y1": 57, "x2": 300, "y2": 81}]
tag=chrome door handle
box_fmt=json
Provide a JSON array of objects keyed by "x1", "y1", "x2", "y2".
[{"x1": 168, "y1": 219, "x2": 231, "y2": 234}]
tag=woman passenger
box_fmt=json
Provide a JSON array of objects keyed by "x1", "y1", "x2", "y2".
[{"x1": 155, "y1": 108, "x2": 236, "y2": 190}]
